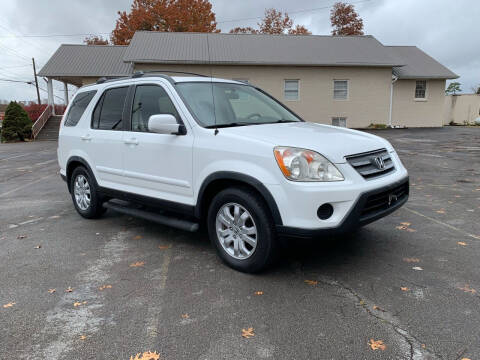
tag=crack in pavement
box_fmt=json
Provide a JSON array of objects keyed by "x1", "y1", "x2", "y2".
[{"x1": 314, "y1": 276, "x2": 441, "y2": 360}]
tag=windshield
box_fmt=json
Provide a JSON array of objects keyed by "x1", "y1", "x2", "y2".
[{"x1": 175, "y1": 82, "x2": 302, "y2": 128}]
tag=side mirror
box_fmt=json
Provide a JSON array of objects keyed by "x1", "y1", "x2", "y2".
[{"x1": 148, "y1": 114, "x2": 186, "y2": 135}]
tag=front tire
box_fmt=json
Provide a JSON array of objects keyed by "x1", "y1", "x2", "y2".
[
  {"x1": 70, "y1": 166, "x2": 105, "y2": 219},
  {"x1": 207, "y1": 187, "x2": 277, "y2": 273}
]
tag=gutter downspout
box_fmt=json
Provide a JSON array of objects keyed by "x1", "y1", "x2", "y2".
[{"x1": 388, "y1": 74, "x2": 398, "y2": 128}]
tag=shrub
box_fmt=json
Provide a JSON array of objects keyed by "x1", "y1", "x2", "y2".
[
  {"x1": 22, "y1": 103, "x2": 47, "y2": 122},
  {"x1": 368, "y1": 123, "x2": 388, "y2": 129},
  {"x1": 1, "y1": 101, "x2": 33, "y2": 142}
]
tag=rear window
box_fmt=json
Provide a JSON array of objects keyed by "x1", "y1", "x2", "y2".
[
  {"x1": 64, "y1": 90, "x2": 96, "y2": 127},
  {"x1": 92, "y1": 87, "x2": 129, "y2": 130}
]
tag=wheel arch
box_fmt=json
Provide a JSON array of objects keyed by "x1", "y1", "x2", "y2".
[
  {"x1": 195, "y1": 172, "x2": 283, "y2": 226},
  {"x1": 66, "y1": 156, "x2": 97, "y2": 193}
]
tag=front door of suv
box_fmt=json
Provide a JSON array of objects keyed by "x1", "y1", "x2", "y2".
[
  {"x1": 122, "y1": 82, "x2": 194, "y2": 206},
  {"x1": 86, "y1": 85, "x2": 129, "y2": 188}
]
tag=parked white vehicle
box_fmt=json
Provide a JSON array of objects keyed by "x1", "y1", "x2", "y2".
[{"x1": 58, "y1": 73, "x2": 409, "y2": 272}]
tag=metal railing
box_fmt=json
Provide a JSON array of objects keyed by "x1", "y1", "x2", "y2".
[{"x1": 32, "y1": 105, "x2": 52, "y2": 140}]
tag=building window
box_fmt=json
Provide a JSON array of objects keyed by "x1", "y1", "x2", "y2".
[
  {"x1": 332, "y1": 117, "x2": 347, "y2": 127},
  {"x1": 284, "y1": 80, "x2": 299, "y2": 101},
  {"x1": 333, "y1": 80, "x2": 348, "y2": 100},
  {"x1": 415, "y1": 80, "x2": 427, "y2": 99}
]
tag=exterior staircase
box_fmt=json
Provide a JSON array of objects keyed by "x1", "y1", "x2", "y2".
[{"x1": 35, "y1": 115, "x2": 62, "y2": 141}]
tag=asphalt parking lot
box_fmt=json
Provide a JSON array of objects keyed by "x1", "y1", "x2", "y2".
[{"x1": 1, "y1": 126, "x2": 479, "y2": 360}]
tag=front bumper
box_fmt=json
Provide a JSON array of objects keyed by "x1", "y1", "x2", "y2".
[{"x1": 276, "y1": 176, "x2": 409, "y2": 239}]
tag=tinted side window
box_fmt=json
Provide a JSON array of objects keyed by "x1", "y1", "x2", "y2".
[
  {"x1": 92, "y1": 87, "x2": 128, "y2": 130},
  {"x1": 64, "y1": 90, "x2": 96, "y2": 127},
  {"x1": 131, "y1": 85, "x2": 180, "y2": 132}
]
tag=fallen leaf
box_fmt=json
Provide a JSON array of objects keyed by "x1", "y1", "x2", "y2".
[
  {"x1": 403, "y1": 257, "x2": 420, "y2": 263},
  {"x1": 457, "y1": 242, "x2": 467, "y2": 246},
  {"x1": 470, "y1": 234, "x2": 480, "y2": 240},
  {"x1": 3, "y1": 302, "x2": 15, "y2": 308},
  {"x1": 79, "y1": 335, "x2": 87, "y2": 340},
  {"x1": 65, "y1": 287, "x2": 73, "y2": 293},
  {"x1": 412, "y1": 266, "x2": 423, "y2": 271},
  {"x1": 129, "y1": 351, "x2": 160, "y2": 360},
  {"x1": 421, "y1": 344, "x2": 426, "y2": 349},
  {"x1": 369, "y1": 339, "x2": 386, "y2": 351},
  {"x1": 181, "y1": 313, "x2": 189, "y2": 319},
  {"x1": 359, "y1": 300, "x2": 365, "y2": 306},
  {"x1": 461, "y1": 358, "x2": 471, "y2": 360},
  {"x1": 98, "y1": 285, "x2": 112, "y2": 291},
  {"x1": 17, "y1": 235, "x2": 27, "y2": 239},
  {"x1": 400, "y1": 222, "x2": 411, "y2": 226},
  {"x1": 373, "y1": 305, "x2": 385, "y2": 312},
  {"x1": 400, "y1": 287, "x2": 410, "y2": 291},
  {"x1": 459, "y1": 284, "x2": 476, "y2": 294},
  {"x1": 254, "y1": 291, "x2": 264, "y2": 295},
  {"x1": 304, "y1": 280, "x2": 318, "y2": 286},
  {"x1": 242, "y1": 327, "x2": 255, "y2": 339},
  {"x1": 34, "y1": 245, "x2": 42, "y2": 249},
  {"x1": 48, "y1": 289, "x2": 56, "y2": 294},
  {"x1": 436, "y1": 209, "x2": 446, "y2": 214},
  {"x1": 133, "y1": 235, "x2": 143, "y2": 240},
  {"x1": 73, "y1": 301, "x2": 87, "y2": 307},
  {"x1": 158, "y1": 245, "x2": 171, "y2": 250},
  {"x1": 130, "y1": 261, "x2": 145, "y2": 268}
]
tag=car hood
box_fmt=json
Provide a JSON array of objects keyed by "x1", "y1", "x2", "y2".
[{"x1": 219, "y1": 122, "x2": 392, "y2": 163}]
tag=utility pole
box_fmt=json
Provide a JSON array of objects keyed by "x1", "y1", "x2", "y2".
[{"x1": 32, "y1": 58, "x2": 41, "y2": 105}]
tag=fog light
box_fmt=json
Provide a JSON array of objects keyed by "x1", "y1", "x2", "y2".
[{"x1": 317, "y1": 203, "x2": 334, "y2": 220}]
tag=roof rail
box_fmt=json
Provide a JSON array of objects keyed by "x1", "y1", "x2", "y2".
[
  {"x1": 88, "y1": 70, "x2": 207, "y2": 88},
  {"x1": 140, "y1": 70, "x2": 209, "y2": 78}
]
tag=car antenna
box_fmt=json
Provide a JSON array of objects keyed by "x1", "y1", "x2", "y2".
[{"x1": 206, "y1": 34, "x2": 218, "y2": 135}]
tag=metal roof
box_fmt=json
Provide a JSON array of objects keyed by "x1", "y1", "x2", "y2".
[
  {"x1": 38, "y1": 45, "x2": 132, "y2": 77},
  {"x1": 388, "y1": 46, "x2": 458, "y2": 79},
  {"x1": 123, "y1": 32, "x2": 404, "y2": 67}
]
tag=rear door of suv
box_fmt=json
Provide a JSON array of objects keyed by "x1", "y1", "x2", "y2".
[
  {"x1": 84, "y1": 85, "x2": 130, "y2": 188},
  {"x1": 121, "y1": 80, "x2": 194, "y2": 206}
]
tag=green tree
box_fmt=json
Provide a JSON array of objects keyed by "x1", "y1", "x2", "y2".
[
  {"x1": 445, "y1": 82, "x2": 462, "y2": 95},
  {"x1": 1, "y1": 101, "x2": 33, "y2": 142}
]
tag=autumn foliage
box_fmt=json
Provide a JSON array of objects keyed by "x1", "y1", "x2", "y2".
[
  {"x1": 330, "y1": 2, "x2": 364, "y2": 36},
  {"x1": 230, "y1": 8, "x2": 311, "y2": 35},
  {"x1": 84, "y1": 35, "x2": 109, "y2": 45},
  {"x1": 111, "y1": 0, "x2": 219, "y2": 45}
]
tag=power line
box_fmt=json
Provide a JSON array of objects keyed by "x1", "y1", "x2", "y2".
[
  {"x1": 218, "y1": 0, "x2": 371, "y2": 23},
  {"x1": 0, "y1": 32, "x2": 111, "y2": 39},
  {"x1": 0, "y1": 78, "x2": 33, "y2": 84}
]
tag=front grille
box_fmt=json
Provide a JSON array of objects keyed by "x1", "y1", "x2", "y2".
[
  {"x1": 346, "y1": 149, "x2": 395, "y2": 179},
  {"x1": 360, "y1": 181, "x2": 409, "y2": 219}
]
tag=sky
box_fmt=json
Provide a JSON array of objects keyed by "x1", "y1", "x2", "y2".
[{"x1": 0, "y1": 0, "x2": 478, "y2": 103}]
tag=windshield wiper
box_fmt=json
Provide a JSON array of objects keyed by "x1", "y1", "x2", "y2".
[
  {"x1": 205, "y1": 122, "x2": 255, "y2": 129},
  {"x1": 270, "y1": 119, "x2": 297, "y2": 124}
]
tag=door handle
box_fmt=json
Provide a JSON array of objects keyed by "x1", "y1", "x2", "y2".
[
  {"x1": 124, "y1": 138, "x2": 139, "y2": 145},
  {"x1": 81, "y1": 134, "x2": 92, "y2": 141}
]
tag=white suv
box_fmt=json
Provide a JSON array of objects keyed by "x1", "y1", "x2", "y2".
[{"x1": 58, "y1": 73, "x2": 409, "y2": 272}]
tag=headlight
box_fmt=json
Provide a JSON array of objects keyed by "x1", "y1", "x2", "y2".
[{"x1": 274, "y1": 146, "x2": 344, "y2": 182}]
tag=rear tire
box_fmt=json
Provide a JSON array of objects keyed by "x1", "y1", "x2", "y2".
[
  {"x1": 70, "y1": 166, "x2": 105, "y2": 219},
  {"x1": 207, "y1": 187, "x2": 277, "y2": 273}
]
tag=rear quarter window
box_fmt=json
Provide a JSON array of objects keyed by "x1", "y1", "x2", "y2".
[{"x1": 64, "y1": 90, "x2": 97, "y2": 127}]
